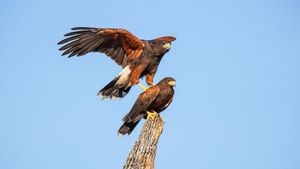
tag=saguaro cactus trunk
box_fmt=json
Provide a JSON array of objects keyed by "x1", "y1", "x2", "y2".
[{"x1": 123, "y1": 115, "x2": 164, "y2": 169}]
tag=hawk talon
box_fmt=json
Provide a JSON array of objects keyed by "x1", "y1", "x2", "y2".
[{"x1": 146, "y1": 111, "x2": 158, "y2": 120}]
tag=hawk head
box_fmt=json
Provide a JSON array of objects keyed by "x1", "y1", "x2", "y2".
[{"x1": 149, "y1": 36, "x2": 176, "y2": 55}]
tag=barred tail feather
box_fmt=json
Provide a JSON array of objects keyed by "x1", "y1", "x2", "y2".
[
  {"x1": 97, "y1": 76, "x2": 131, "y2": 99},
  {"x1": 118, "y1": 120, "x2": 141, "y2": 136},
  {"x1": 97, "y1": 66, "x2": 132, "y2": 99}
]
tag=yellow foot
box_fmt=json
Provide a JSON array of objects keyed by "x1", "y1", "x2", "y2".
[
  {"x1": 138, "y1": 83, "x2": 148, "y2": 91},
  {"x1": 146, "y1": 111, "x2": 158, "y2": 120}
]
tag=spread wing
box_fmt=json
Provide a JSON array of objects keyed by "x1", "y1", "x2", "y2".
[
  {"x1": 58, "y1": 27, "x2": 145, "y2": 67},
  {"x1": 122, "y1": 86, "x2": 160, "y2": 123}
]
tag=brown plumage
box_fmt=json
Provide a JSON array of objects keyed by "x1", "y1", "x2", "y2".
[
  {"x1": 57, "y1": 27, "x2": 176, "y2": 99},
  {"x1": 118, "y1": 77, "x2": 176, "y2": 136}
]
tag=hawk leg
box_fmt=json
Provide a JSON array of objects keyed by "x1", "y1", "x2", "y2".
[
  {"x1": 130, "y1": 65, "x2": 145, "y2": 85},
  {"x1": 146, "y1": 73, "x2": 155, "y2": 86},
  {"x1": 138, "y1": 83, "x2": 148, "y2": 91}
]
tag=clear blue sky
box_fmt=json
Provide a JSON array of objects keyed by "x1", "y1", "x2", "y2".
[{"x1": 0, "y1": 0, "x2": 299, "y2": 168}]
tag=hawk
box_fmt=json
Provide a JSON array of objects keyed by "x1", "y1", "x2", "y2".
[
  {"x1": 118, "y1": 77, "x2": 176, "y2": 136},
  {"x1": 57, "y1": 27, "x2": 176, "y2": 99}
]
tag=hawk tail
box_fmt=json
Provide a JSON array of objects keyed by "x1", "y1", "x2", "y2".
[
  {"x1": 118, "y1": 120, "x2": 141, "y2": 136},
  {"x1": 97, "y1": 76, "x2": 131, "y2": 99},
  {"x1": 97, "y1": 66, "x2": 132, "y2": 99}
]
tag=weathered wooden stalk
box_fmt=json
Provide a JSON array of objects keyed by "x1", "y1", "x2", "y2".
[{"x1": 123, "y1": 115, "x2": 164, "y2": 169}]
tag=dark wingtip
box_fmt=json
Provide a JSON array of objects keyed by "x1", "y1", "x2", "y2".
[
  {"x1": 64, "y1": 31, "x2": 78, "y2": 37},
  {"x1": 58, "y1": 46, "x2": 65, "y2": 51},
  {"x1": 68, "y1": 52, "x2": 77, "y2": 58},
  {"x1": 57, "y1": 40, "x2": 65, "y2": 45},
  {"x1": 59, "y1": 51, "x2": 70, "y2": 57},
  {"x1": 71, "y1": 27, "x2": 96, "y2": 30}
]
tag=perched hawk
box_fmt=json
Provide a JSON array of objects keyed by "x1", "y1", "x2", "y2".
[
  {"x1": 118, "y1": 77, "x2": 176, "y2": 136},
  {"x1": 57, "y1": 27, "x2": 176, "y2": 99}
]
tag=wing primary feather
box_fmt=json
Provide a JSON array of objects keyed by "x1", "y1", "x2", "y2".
[
  {"x1": 61, "y1": 48, "x2": 73, "y2": 56},
  {"x1": 57, "y1": 35, "x2": 80, "y2": 45},
  {"x1": 64, "y1": 30, "x2": 88, "y2": 37},
  {"x1": 76, "y1": 38, "x2": 101, "y2": 56},
  {"x1": 64, "y1": 44, "x2": 86, "y2": 56},
  {"x1": 61, "y1": 46, "x2": 78, "y2": 56},
  {"x1": 59, "y1": 33, "x2": 94, "y2": 51},
  {"x1": 61, "y1": 41, "x2": 88, "y2": 56},
  {"x1": 71, "y1": 27, "x2": 97, "y2": 30},
  {"x1": 68, "y1": 50, "x2": 79, "y2": 58},
  {"x1": 86, "y1": 38, "x2": 105, "y2": 52},
  {"x1": 59, "y1": 39, "x2": 80, "y2": 51},
  {"x1": 95, "y1": 39, "x2": 114, "y2": 52},
  {"x1": 65, "y1": 35, "x2": 101, "y2": 56}
]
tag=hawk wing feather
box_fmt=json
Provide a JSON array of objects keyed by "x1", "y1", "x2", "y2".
[{"x1": 58, "y1": 27, "x2": 145, "y2": 67}]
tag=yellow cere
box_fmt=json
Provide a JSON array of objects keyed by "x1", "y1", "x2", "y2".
[
  {"x1": 163, "y1": 43, "x2": 171, "y2": 49},
  {"x1": 168, "y1": 80, "x2": 176, "y2": 86}
]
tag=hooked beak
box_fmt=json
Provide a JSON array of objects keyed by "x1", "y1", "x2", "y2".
[
  {"x1": 168, "y1": 80, "x2": 176, "y2": 87},
  {"x1": 163, "y1": 43, "x2": 171, "y2": 50}
]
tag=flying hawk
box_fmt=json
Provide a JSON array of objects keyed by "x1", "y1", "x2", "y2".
[
  {"x1": 118, "y1": 77, "x2": 176, "y2": 136},
  {"x1": 58, "y1": 27, "x2": 176, "y2": 99}
]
